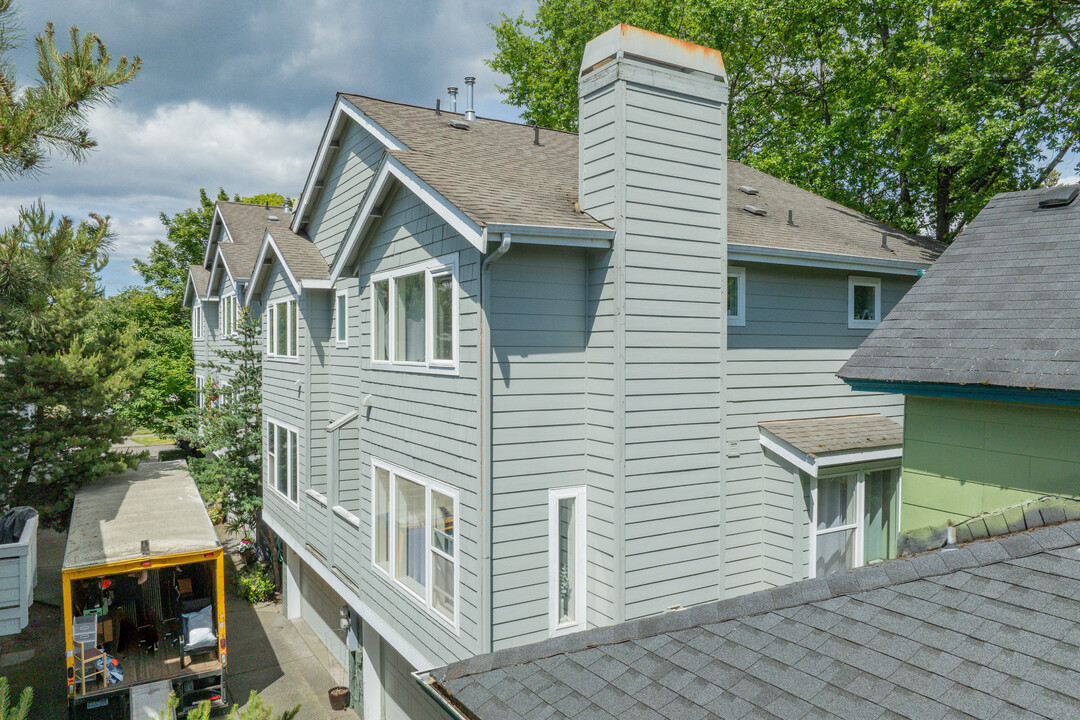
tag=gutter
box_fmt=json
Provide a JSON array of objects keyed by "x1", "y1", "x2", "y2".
[
  {"x1": 728, "y1": 243, "x2": 931, "y2": 276},
  {"x1": 413, "y1": 670, "x2": 473, "y2": 720}
]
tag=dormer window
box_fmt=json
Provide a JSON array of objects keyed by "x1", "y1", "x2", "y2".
[
  {"x1": 848, "y1": 276, "x2": 881, "y2": 329},
  {"x1": 371, "y1": 257, "x2": 458, "y2": 372}
]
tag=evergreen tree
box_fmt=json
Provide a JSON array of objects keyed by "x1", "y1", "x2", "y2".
[
  {"x1": 0, "y1": 678, "x2": 31, "y2": 720},
  {"x1": 176, "y1": 308, "x2": 263, "y2": 534}
]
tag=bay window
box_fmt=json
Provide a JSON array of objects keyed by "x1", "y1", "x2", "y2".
[
  {"x1": 370, "y1": 258, "x2": 457, "y2": 370},
  {"x1": 372, "y1": 460, "x2": 458, "y2": 627},
  {"x1": 267, "y1": 420, "x2": 298, "y2": 503},
  {"x1": 267, "y1": 298, "x2": 298, "y2": 359},
  {"x1": 812, "y1": 468, "x2": 899, "y2": 577}
]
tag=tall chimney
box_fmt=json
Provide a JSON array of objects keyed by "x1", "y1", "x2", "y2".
[
  {"x1": 578, "y1": 25, "x2": 729, "y2": 620},
  {"x1": 447, "y1": 86, "x2": 458, "y2": 113},
  {"x1": 464, "y1": 77, "x2": 476, "y2": 121}
]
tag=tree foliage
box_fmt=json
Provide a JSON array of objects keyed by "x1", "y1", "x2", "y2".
[
  {"x1": 0, "y1": 204, "x2": 142, "y2": 528},
  {"x1": 176, "y1": 308, "x2": 263, "y2": 534},
  {"x1": 0, "y1": 678, "x2": 31, "y2": 720},
  {"x1": 0, "y1": 0, "x2": 140, "y2": 178},
  {"x1": 489, "y1": 0, "x2": 1080, "y2": 242}
]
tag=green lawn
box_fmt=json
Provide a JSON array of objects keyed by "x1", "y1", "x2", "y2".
[{"x1": 131, "y1": 435, "x2": 174, "y2": 446}]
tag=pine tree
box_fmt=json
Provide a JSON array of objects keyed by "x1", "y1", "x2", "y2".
[
  {"x1": 0, "y1": 678, "x2": 31, "y2": 720},
  {"x1": 176, "y1": 308, "x2": 263, "y2": 534}
]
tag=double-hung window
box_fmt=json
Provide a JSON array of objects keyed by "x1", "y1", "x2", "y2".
[
  {"x1": 371, "y1": 258, "x2": 457, "y2": 371},
  {"x1": 192, "y1": 306, "x2": 203, "y2": 340},
  {"x1": 267, "y1": 420, "x2": 298, "y2": 503},
  {"x1": 848, "y1": 276, "x2": 881, "y2": 329},
  {"x1": 335, "y1": 290, "x2": 349, "y2": 346},
  {"x1": 372, "y1": 460, "x2": 459, "y2": 628},
  {"x1": 267, "y1": 299, "x2": 298, "y2": 359},
  {"x1": 728, "y1": 266, "x2": 746, "y2": 326},
  {"x1": 811, "y1": 468, "x2": 899, "y2": 577},
  {"x1": 224, "y1": 294, "x2": 241, "y2": 337},
  {"x1": 549, "y1": 487, "x2": 586, "y2": 636}
]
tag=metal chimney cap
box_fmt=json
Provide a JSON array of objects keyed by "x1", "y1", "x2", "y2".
[
  {"x1": 448, "y1": 85, "x2": 458, "y2": 92},
  {"x1": 464, "y1": 76, "x2": 476, "y2": 83}
]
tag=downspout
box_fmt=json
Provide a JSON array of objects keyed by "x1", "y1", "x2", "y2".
[{"x1": 479, "y1": 232, "x2": 511, "y2": 654}]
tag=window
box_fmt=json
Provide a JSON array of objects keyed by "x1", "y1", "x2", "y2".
[
  {"x1": 549, "y1": 487, "x2": 586, "y2": 636},
  {"x1": 728, "y1": 266, "x2": 746, "y2": 327},
  {"x1": 372, "y1": 460, "x2": 459, "y2": 627},
  {"x1": 335, "y1": 290, "x2": 349, "y2": 346},
  {"x1": 267, "y1": 299, "x2": 298, "y2": 358},
  {"x1": 222, "y1": 294, "x2": 238, "y2": 337},
  {"x1": 267, "y1": 420, "x2": 298, "y2": 503},
  {"x1": 195, "y1": 376, "x2": 205, "y2": 407},
  {"x1": 371, "y1": 258, "x2": 457, "y2": 370},
  {"x1": 192, "y1": 305, "x2": 203, "y2": 339},
  {"x1": 811, "y1": 468, "x2": 899, "y2": 577},
  {"x1": 848, "y1": 276, "x2": 881, "y2": 329}
]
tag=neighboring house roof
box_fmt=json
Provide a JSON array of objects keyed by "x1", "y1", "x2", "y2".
[
  {"x1": 839, "y1": 186, "x2": 1080, "y2": 395},
  {"x1": 759, "y1": 415, "x2": 903, "y2": 458},
  {"x1": 329, "y1": 95, "x2": 939, "y2": 267},
  {"x1": 426, "y1": 518, "x2": 1080, "y2": 720},
  {"x1": 183, "y1": 264, "x2": 210, "y2": 307},
  {"x1": 248, "y1": 225, "x2": 331, "y2": 297}
]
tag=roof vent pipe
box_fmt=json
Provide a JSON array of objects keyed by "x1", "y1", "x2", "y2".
[
  {"x1": 447, "y1": 86, "x2": 458, "y2": 113},
  {"x1": 464, "y1": 77, "x2": 476, "y2": 121},
  {"x1": 533, "y1": 124, "x2": 540, "y2": 146}
]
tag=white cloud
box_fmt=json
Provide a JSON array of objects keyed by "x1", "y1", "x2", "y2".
[{"x1": 1061, "y1": 175, "x2": 1079, "y2": 185}]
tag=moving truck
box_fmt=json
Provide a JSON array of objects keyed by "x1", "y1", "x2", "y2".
[{"x1": 62, "y1": 462, "x2": 227, "y2": 719}]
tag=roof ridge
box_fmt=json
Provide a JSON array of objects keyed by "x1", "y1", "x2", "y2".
[
  {"x1": 218, "y1": 200, "x2": 288, "y2": 209},
  {"x1": 435, "y1": 517, "x2": 1080, "y2": 683}
]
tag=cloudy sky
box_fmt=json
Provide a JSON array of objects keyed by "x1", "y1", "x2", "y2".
[
  {"x1": 4, "y1": 0, "x2": 535, "y2": 292},
  {"x1": 6, "y1": 2, "x2": 1078, "y2": 294}
]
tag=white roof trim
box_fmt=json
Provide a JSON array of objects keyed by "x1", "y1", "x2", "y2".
[
  {"x1": 208, "y1": 248, "x2": 238, "y2": 294},
  {"x1": 248, "y1": 230, "x2": 301, "y2": 303},
  {"x1": 293, "y1": 96, "x2": 408, "y2": 233},
  {"x1": 301, "y1": 278, "x2": 334, "y2": 290},
  {"x1": 758, "y1": 427, "x2": 902, "y2": 478},
  {"x1": 729, "y1": 244, "x2": 931, "y2": 276},
  {"x1": 482, "y1": 223, "x2": 614, "y2": 249},
  {"x1": 182, "y1": 270, "x2": 200, "y2": 307},
  {"x1": 201, "y1": 206, "x2": 229, "y2": 268},
  {"x1": 329, "y1": 155, "x2": 484, "y2": 282},
  {"x1": 326, "y1": 409, "x2": 359, "y2": 433}
]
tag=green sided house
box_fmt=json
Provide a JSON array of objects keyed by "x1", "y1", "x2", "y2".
[{"x1": 839, "y1": 184, "x2": 1080, "y2": 531}]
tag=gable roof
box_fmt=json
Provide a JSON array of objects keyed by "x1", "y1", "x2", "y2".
[
  {"x1": 839, "y1": 186, "x2": 1080, "y2": 395},
  {"x1": 304, "y1": 95, "x2": 938, "y2": 274},
  {"x1": 426, "y1": 518, "x2": 1080, "y2": 720},
  {"x1": 203, "y1": 201, "x2": 291, "y2": 272},
  {"x1": 248, "y1": 225, "x2": 330, "y2": 298},
  {"x1": 183, "y1": 264, "x2": 210, "y2": 307}
]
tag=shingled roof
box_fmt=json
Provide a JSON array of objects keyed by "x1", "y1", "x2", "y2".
[
  {"x1": 427, "y1": 519, "x2": 1080, "y2": 720},
  {"x1": 840, "y1": 186, "x2": 1080, "y2": 393},
  {"x1": 187, "y1": 264, "x2": 210, "y2": 299},
  {"x1": 206, "y1": 202, "x2": 291, "y2": 281},
  {"x1": 340, "y1": 95, "x2": 941, "y2": 265},
  {"x1": 759, "y1": 415, "x2": 903, "y2": 458},
  {"x1": 264, "y1": 225, "x2": 329, "y2": 281}
]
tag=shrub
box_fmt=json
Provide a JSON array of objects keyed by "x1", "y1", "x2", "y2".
[{"x1": 235, "y1": 563, "x2": 275, "y2": 603}]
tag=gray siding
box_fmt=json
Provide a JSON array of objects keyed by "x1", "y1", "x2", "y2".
[
  {"x1": 724, "y1": 263, "x2": 911, "y2": 595},
  {"x1": 306, "y1": 121, "x2": 385, "y2": 262},
  {"x1": 380, "y1": 637, "x2": 447, "y2": 720},
  {"x1": 489, "y1": 246, "x2": 587, "y2": 649}
]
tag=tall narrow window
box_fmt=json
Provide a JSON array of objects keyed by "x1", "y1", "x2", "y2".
[
  {"x1": 549, "y1": 487, "x2": 586, "y2": 636},
  {"x1": 192, "y1": 306, "x2": 202, "y2": 339},
  {"x1": 727, "y1": 266, "x2": 746, "y2": 326},
  {"x1": 394, "y1": 272, "x2": 426, "y2": 362},
  {"x1": 372, "y1": 461, "x2": 459, "y2": 628},
  {"x1": 848, "y1": 276, "x2": 881, "y2": 329},
  {"x1": 373, "y1": 280, "x2": 389, "y2": 361},
  {"x1": 431, "y1": 273, "x2": 454, "y2": 363},
  {"x1": 288, "y1": 300, "x2": 298, "y2": 356},
  {"x1": 335, "y1": 290, "x2": 348, "y2": 345},
  {"x1": 268, "y1": 420, "x2": 299, "y2": 503},
  {"x1": 814, "y1": 474, "x2": 858, "y2": 576},
  {"x1": 268, "y1": 299, "x2": 298, "y2": 359}
]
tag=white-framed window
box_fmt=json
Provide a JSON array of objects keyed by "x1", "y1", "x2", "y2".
[
  {"x1": 267, "y1": 298, "x2": 299, "y2": 359},
  {"x1": 224, "y1": 294, "x2": 242, "y2": 337},
  {"x1": 194, "y1": 375, "x2": 205, "y2": 407},
  {"x1": 549, "y1": 486, "x2": 587, "y2": 636},
  {"x1": 810, "y1": 467, "x2": 899, "y2": 578},
  {"x1": 267, "y1": 419, "x2": 299, "y2": 504},
  {"x1": 192, "y1": 305, "x2": 203, "y2": 340},
  {"x1": 372, "y1": 459, "x2": 459, "y2": 629},
  {"x1": 370, "y1": 256, "x2": 458, "y2": 372},
  {"x1": 728, "y1": 266, "x2": 746, "y2": 327},
  {"x1": 848, "y1": 276, "x2": 881, "y2": 329},
  {"x1": 335, "y1": 289, "x2": 349, "y2": 346}
]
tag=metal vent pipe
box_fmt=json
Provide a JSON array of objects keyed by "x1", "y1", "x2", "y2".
[
  {"x1": 464, "y1": 77, "x2": 476, "y2": 121},
  {"x1": 447, "y1": 86, "x2": 458, "y2": 113}
]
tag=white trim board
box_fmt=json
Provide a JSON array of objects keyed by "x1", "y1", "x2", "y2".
[
  {"x1": 261, "y1": 512, "x2": 435, "y2": 672},
  {"x1": 758, "y1": 428, "x2": 902, "y2": 478},
  {"x1": 249, "y1": 230, "x2": 300, "y2": 299},
  {"x1": 729, "y1": 244, "x2": 930, "y2": 277}
]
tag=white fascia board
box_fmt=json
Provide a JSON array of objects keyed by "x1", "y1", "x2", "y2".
[
  {"x1": 329, "y1": 156, "x2": 484, "y2": 283},
  {"x1": 482, "y1": 223, "x2": 614, "y2": 249},
  {"x1": 209, "y1": 250, "x2": 237, "y2": 294},
  {"x1": 182, "y1": 272, "x2": 198, "y2": 307},
  {"x1": 729, "y1": 244, "x2": 930, "y2": 276},
  {"x1": 326, "y1": 408, "x2": 359, "y2": 433},
  {"x1": 759, "y1": 428, "x2": 902, "y2": 478},
  {"x1": 248, "y1": 231, "x2": 301, "y2": 303},
  {"x1": 201, "y1": 207, "x2": 226, "y2": 268},
  {"x1": 262, "y1": 512, "x2": 434, "y2": 671},
  {"x1": 301, "y1": 278, "x2": 334, "y2": 290},
  {"x1": 293, "y1": 96, "x2": 408, "y2": 233}
]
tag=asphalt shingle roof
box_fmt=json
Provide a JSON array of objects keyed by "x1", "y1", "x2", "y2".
[
  {"x1": 839, "y1": 186, "x2": 1080, "y2": 392},
  {"x1": 429, "y1": 519, "x2": 1080, "y2": 720},
  {"x1": 341, "y1": 95, "x2": 942, "y2": 265},
  {"x1": 187, "y1": 264, "x2": 209, "y2": 298},
  {"x1": 759, "y1": 415, "x2": 903, "y2": 457},
  {"x1": 266, "y1": 225, "x2": 329, "y2": 280},
  {"x1": 211, "y1": 202, "x2": 292, "y2": 281}
]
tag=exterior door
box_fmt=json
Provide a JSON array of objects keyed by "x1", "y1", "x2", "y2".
[{"x1": 349, "y1": 647, "x2": 363, "y2": 715}]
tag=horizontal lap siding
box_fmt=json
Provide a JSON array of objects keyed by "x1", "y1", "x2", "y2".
[
  {"x1": 724, "y1": 264, "x2": 912, "y2": 596},
  {"x1": 490, "y1": 246, "x2": 587, "y2": 649},
  {"x1": 355, "y1": 186, "x2": 481, "y2": 664},
  {"x1": 621, "y1": 82, "x2": 726, "y2": 619},
  {"x1": 307, "y1": 122, "x2": 384, "y2": 261}
]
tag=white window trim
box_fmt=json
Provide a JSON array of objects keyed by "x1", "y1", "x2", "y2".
[
  {"x1": 808, "y1": 466, "x2": 901, "y2": 579},
  {"x1": 728, "y1": 266, "x2": 746, "y2": 327},
  {"x1": 370, "y1": 255, "x2": 459, "y2": 374},
  {"x1": 266, "y1": 418, "x2": 300, "y2": 507},
  {"x1": 266, "y1": 297, "x2": 300, "y2": 361},
  {"x1": 370, "y1": 458, "x2": 460, "y2": 633},
  {"x1": 335, "y1": 289, "x2": 349, "y2": 347},
  {"x1": 548, "y1": 486, "x2": 587, "y2": 637},
  {"x1": 192, "y1": 304, "x2": 203, "y2": 340},
  {"x1": 848, "y1": 275, "x2": 881, "y2": 329},
  {"x1": 194, "y1": 375, "x2": 205, "y2": 407}
]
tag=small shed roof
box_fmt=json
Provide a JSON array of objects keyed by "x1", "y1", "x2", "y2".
[
  {"x1": 63, "y1": 461, "x2": 220, "y2": 571},
  {"x1": 759, "y1": 414, "x2": 903, "y2": 458}
]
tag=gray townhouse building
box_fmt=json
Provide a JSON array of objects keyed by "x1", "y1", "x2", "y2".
[{"x1": 186, "y1": 25, "x2": 940, "y2": 720}]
